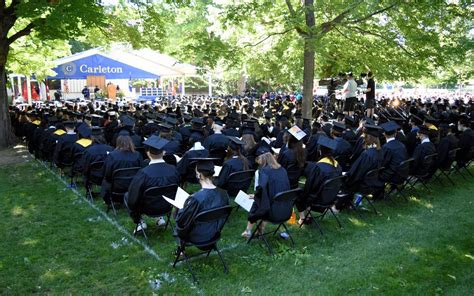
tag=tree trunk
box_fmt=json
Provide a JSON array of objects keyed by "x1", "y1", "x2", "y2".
[
  {"x1": 301, "y1": 0, "x2": 315, "y2": 121},
  {"x1": 302, "y1": 38, "x2": 315, "y2": 120},
  {"x1": 0, "y1": 47, "x2": 14, "y2": 149}
]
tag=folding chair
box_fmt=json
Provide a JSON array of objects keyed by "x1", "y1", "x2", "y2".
[
  {"x1": 433, "y1": 148, "x2": 460, "y2": 186},
  {"x1": 304, "y1": 175, "x2": 345, "y2": 234},
  {"x1": 247, "y1": 188, "x2": 302, "y2": 255},
  {"x1": 173, "y1": 205, "x2": 233, "y2": 283},
  {"x1": 407, "y1": 153, "x2": 438, "y2": 192},
  {"x1": 286, "y1": 164, "x2": 303, "y2": 189},
  {"x1": 356, "y1": 167, "x2": 385, "y2": 215},
  {"x1": 133, "y1": 184, "x2": 178, "y2": 239},
  {"x1": 385, "y1": 158, "x2": 414, "y2": 201},
  {"x1": 108, "y1": 167, "x2": 141, "y2": 215},
  {"x1": 224, "y1": 169, "x2": 254, "y2": 197},
  {"x1": 209, "y1": 148, "x2": 227, "y2": 166},
  {"x1": 455, "y1": 147, "x2": 474, "y2": 178},
  {"x1": 85, "y1": 160, "x2": 105, "y2": 201},
  {"x1": 69, "y1": 152, "x2": 84, "y2": 187}
]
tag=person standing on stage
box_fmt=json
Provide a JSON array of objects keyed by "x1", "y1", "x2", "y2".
[
  {"x1": 364, "y1": 72, "x2": 376, "y2": 119},
  {"x1": 342, "y1": 72, "x2": 358, "y2": 116}
]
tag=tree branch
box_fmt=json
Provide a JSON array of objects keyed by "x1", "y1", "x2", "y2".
[
  {"x1": 6, "y1": 22, "x2": 35, "y2": 45},
  {"x1": 348, "y1": 24, "x2": 416, "y2": 57},
  {"x1": 316, "y1": 0, "x2": 363, "y2": 36},
  {"x1": 285, "y1": 0, "x2": 307, "y2": 37},
  {"x1": 344, "y1": 2, "x2": 399, "y2": 24},
  {"x1": 4, "y1": 0, "x2": 20, "y2": 16},
  {"x1": 242, "y1": 28, "x2": 293, "y2": 48}
]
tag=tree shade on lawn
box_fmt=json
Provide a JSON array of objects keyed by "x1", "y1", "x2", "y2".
[{"x1": 0, "y1": 157, "x2": 473, "y2": 294}]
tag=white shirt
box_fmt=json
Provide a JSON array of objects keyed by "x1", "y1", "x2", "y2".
[
  {"x1": 343, "y1": 79, "x2": 358, "y2": 98},
  {"x1": 149, "y1": 159, "x2": 165, "y2": 165},
  {"x1": 386, "y1": 137, "x2": 395, "y2": 143},
  {"x1": 421, "y1": 138, "x2": 430, "y2": 144}
]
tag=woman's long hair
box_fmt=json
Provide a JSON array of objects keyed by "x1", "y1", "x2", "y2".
[
  {"x1": 227, "y1": 146, "x2": 249, "y2": 170},
  {"x1": 241, "y1": 134, "x2": 257, "y2": 152},
  {"x1": 115, "y1": 135, "x2": 135, "y2": 152},
  {"x1": 363, "y1": 134, "x2": 381, "y2": 150},
  {"x1": 288, "y1": 136, "x2": 306, "y2": 168},
  {"x1": 257, "y1": 152, "x2": 281, "y2": 169}
]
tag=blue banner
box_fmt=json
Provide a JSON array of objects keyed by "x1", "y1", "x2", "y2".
[{"x1": 49, "y1": 54, "x2": 160, "y2": 79}]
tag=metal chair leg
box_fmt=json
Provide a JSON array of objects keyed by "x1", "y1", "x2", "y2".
[
  {"x1": 329, "y1": 207, "x2": 343, "y2": 228},
  {"x1": 215, "y1": 246, "x2": 229, "y2": 273},
  {"x1": 364, "y1": 197, "x2": 378, "y2": 215},
  {"x1": 282, "y1": 224, "x2": 295, "y2": 248}
]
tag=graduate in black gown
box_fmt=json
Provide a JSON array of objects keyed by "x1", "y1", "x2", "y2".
[
  {"x1": 339, "y1": 125, "x2": 384, "y2": 208},
  {"x1": 305, "y1": 122, "x2": 326, "y2": 161},
  {"x1": 203, "y1": 118, "x2": 229, "y2": 153},
  {"x1": 456, "y1": 116, "x2": 474, "y2": 168},
  {"x1": 124, "y1": 136, "x2": 180, "y2": 232},
  {"x1": 175, "y1": 158, "x2": 230, "y2": 244},
  {"x1": 101, "y1": 135, "x2": 143, "y2": 204},
  {"x1": 406, "y1": 115, "x2": 423, "y2": 156},
  {"x1": 241, "y1": 133, "x2": 258, "y2": 169},
  {"x1": 71, "y1": 124, "x2": 93, "y2": 173},
  {"x1": 411, "y1": 125, "x2": 437, "y2": 176},
  {"x1": 82, "y1": 127, "x2": 113, "y2": 186},
  {"x1": 241, "y1": 151, "x2": 290, "y2": 238},
  {"x1": 331, "y1": 122, "x2": 353, "y2": 169},
  {"x1": 176, "y1": 139, "x2": 210, "y2": 183},
  {"x1": 53, "y1": 121, "x2": 78, "y2": 172},
  {"x1": 216, "y1": 136, "x2": 250, "y2": 196},
  {"x1": 277, "y1": 126, "x2": 307, "y2": 188},
  {"x1": 379, "y1": 121, "x2": 409, "y2": 184},
  {"x1": 435, "y1": 123, "x2": 458, "y2": 170},
  {"x1": 296, "y1": 136, "x2": 342, "y2": 224}
]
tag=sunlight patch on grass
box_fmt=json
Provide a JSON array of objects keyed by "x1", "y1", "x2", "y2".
[
  {"x1": 11, "y1": 206, "x2": 26, "y2": 217},
  {"x1": 410, "y1": 197, "x2": 434, "y2": 209},
  {"x1": 408, "y1": 246, "x2": 421, "y2": 254},
  {"x1": 40, "y1": 268, "x2": 72, "y2": 281},
  {"x1": 22, "y1": 238, "x2": 39, "y2": 246},
  {"x1": 348, "y1": 217, "x2": 368, "y2": 227}
]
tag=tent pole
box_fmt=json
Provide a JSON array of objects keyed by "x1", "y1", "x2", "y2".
[
  {"x1": 17, "y1": 76, "x2": 22, "y2": 95},
  {"x1": 10, "y1": 76, "x2": 15, "y2": 98},
  {"x1": 208, "y1": 74, "x2": 212, "y2": 97},
  {"x1": 26, "y1": 76, "x2": 32, "y2": 105},
  {"x1": 181, "y1": 75, "x2": 185, "y2": 96}
]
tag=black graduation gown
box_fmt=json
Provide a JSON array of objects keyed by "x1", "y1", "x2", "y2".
[
  {"x1": 405, "y1": 128, "x2": 419, "y2": 156},
  {"x1": 100, "y1": 150, "x2": 143, "y2": 201},
  {"x1": 277, "y1": 148, "x2": 304, "y2": 188},
  {"x1": 305, "y1": 132, "x2": 325, "y2": 161},
  {"x1": 436, "y1": 134, "x2": 458, "y2": 169},
  {"x1": 297, "y1": 158, "x2": 342, "y2": 212},
  {"x1": 71, "y1": 138, "x2": 93, "y2": 172},
  {"x1": 125, "y1": 162, "x2": 180, "y2": 222},
  {"x1": 272, "y1": 129, "x2": 287, "y2": 148},
  {"x1": 175, "y1": 188, "x2": 230, "y2": 244},
  {"x1": 456, "y1": 128, "x2": 474, "y2": 167},
  {"x1": 82, "y1": 143, "x2": 113, "y2": 184},
  {"x1": 379, "y1": 139, "x2": 408, "y2": 183},
  {"x1": 351, "y1": 135, "x2": 365, "y2": 162},
  {"x1": 53, "y1": 133, "x2": 78, "y2": 167},
  {"x1": 113, "y1": 128, "x2": 143, "y2": 148},
  {"x1": 345, "y1": 147, "x2": 383, "y2": 193},
  {"x1": 216, "y1": 157, "x2": 248, "y2": 196},
  {"x1": 203, "y1": 133, "x2": 229, "y2": 152},
  {"x1": 248, "y1": 166, "x2": 290, "y2": 223},
  {"x1": 189, "y1": 129, "x2": 205, "y2": 144},
  {"x1": 411, "y1": 141, "x2": 437, "y2": 176}
]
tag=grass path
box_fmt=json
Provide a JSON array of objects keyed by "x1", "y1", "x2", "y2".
[{"x1": 0, "y1": 156, "x2": 473, "y2": 295}]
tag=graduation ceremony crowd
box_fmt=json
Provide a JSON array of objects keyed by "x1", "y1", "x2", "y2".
[{"x1": 8, "y1": 80, "x2": 474, "y2": 271}]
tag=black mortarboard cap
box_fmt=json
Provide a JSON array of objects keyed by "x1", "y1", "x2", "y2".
[
  {"x1": 166, "y1": 117, "x2": 178, "y2": 125},
  {"x1": 190, "y1": 158, "x2": 216, "y2": 174},
  {"x1": 191, "y1": 118, "x2": 204, "y2": 126},
  {"x1": 143, "y1": 135, "x2": 169, "y2": 152},
  {"x1": 364, "y1": 124, "x2": 382, "y2": 137},
  {"x1": 227, "y1": 136, "x2": 245, "y2": 150},
  {"x1": 214, "y1": 118, "x2": 225, "y2": 126},
  {"x1": 159, "y1": 123, "x2": 173, "y2": 132},
  {"x1": 380, "y1": 121, "x2": 400, "y2": 133},
  {"x1": 317, "y1": 136, "x2": 337, "y2": 150},
  {"x1": 332, "y1": 122, "x2": 346, "y2": 132},
  {"x1": 255, "y1": 140, "x2": 272, "y2": 156},
  {"x1": 64, "y1": 121, "x2": 75, "y2": 129},
  {"x1": 91, "y1": 126, "x2": 103, "y2": 136},
  {"x1": 78, "y1": 124, "x2": 92, "y2": 138},
  {"x1": 121, "y1": 115, "x2": 135, "y2": 127},
  {"x1": 410, "y1": 114, "x2": 423, "y2": 125}
]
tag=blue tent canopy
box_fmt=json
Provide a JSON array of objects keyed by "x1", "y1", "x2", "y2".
[{"x1": 49, "y1": 54, "x2": 160, "y2": 79}]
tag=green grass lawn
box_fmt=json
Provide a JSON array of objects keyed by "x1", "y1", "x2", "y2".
[{"x1": 0, "y1": 158, "x2": 473, "y2": 295}]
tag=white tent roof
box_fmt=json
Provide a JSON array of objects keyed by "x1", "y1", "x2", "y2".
[{"x1": 53, "y1": 44, "x2": 200, "y2": 77}]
